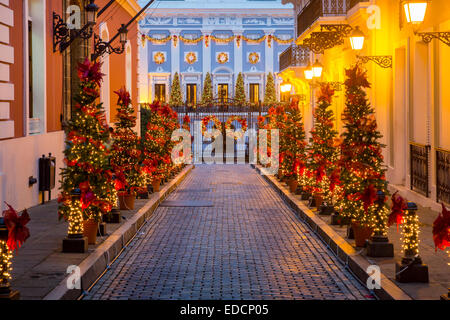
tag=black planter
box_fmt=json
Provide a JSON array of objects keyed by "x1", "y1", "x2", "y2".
[
  {"x1": 347, "y1": 225, "x2": 355, "y2": 239},
  {"x1": 319, "y1": 204, "x2": 334, "y2": 215},
  {"x1": 301, "y1": 191, "x2": 311, "y2": 201}
]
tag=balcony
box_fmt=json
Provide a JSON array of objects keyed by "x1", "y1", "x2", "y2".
[
  {"x1": 279, "y1": 44, "x2": 310, "y2": 72},
  {"x1": 296, "y1": 0, "x2": 367, "y2": 38}
]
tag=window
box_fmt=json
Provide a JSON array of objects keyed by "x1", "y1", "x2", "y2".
[
  {"x1": 218, "y1": 84, "x2": 228, "y2": 103},
  {"x1": 186, "y1": 84, "x2": 197, "y2": 106},
  {"x1": 249, "y1": 83, "x2": 260, "y2": 104},
  {"x1": 155, "y1": 84, "x2": 166, "y2": 102}
]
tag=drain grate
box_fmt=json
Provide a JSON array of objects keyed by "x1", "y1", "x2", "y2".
[{"x1": 160, "y1": 200, "x2": 214, "y2": 207}]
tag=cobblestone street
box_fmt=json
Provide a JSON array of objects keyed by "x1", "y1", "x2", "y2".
[{"x1": 84, "y1": 165, "x2": 374, "y2": 300}]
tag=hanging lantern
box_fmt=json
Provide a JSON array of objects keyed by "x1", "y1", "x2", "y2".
[
  {"x1": 349, "y1": 26, "x2": 365, "y2": 50},
  {"x1": 85, "y1": 0, "x2": 99, "y2": 26},
  {"x1": 312, "y1": 59, "x2": 323, "y2": 78},
  {"x1": 304, "y1": 64, "x2": 314, "y2": 80},
  {"x1": 403, "y1": 1, "x2": 428, "y2": 24}
]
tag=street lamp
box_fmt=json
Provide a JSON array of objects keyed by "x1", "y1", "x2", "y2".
[
  {"x1": 86, "y1": 0, "x2": 99, "y2": 25},
  {"x1": 119, "y1": 24, "x2": 128, "y2": 45},
  {"x1": 304, "y1": 64, "x2": 314, "y2": 80},
  {"x1": 349, "y1": 26, "x2": 365, "y2": 51},
  {"x1": 312, "y1": 59, "x2": 323, "y2": 78},
  {"x1": 403, "y1": 0, "x2": 428, "y2": 24}
]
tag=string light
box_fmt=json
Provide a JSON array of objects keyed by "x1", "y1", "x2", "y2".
[{"x1": 0, "y1": 240, "x2": 12, "y2": 287}]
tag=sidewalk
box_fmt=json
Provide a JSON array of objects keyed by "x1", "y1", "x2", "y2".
[
  {"x1": 255, "y1": 165, "x2": 449, "y2": 300},
  {"x1": 9, "y1": 165, "x2": 193, "y2": 300}
]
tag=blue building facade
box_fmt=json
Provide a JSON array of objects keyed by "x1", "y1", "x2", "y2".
[{"x1": 137, "y1": 0, "x2": 294, "y2": 105}]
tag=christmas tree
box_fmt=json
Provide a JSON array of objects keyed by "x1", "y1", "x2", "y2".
[
  {"x1": 307, "y1": 83, "x2": 340, "y2": 205},
  {"x1": 263, "y1": 73, "x2": 277, "y2": 106},
  {"x1": 337, "y1": 64, "x2": 389, "y2": 235},
  {"x1": 201, "y1": 72, "x2": 213, "y2": 106},
  {"x1": 110, "y1": 87, "x2": 147, "y2": 196},
  {"x1": 283, "y1": 99, "x2": 307, "y2": 182},
  {"x1": 169, "y1": 72, "x2": 183, "y2": 107},
  {"x1": 234, "y1": 72, "x2": 246, "y2": 106},
  {"x1": 58, "y1": 58, "x2": 116, "y2": 235}
]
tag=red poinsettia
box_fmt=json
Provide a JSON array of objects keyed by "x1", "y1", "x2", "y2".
[
  {"x1": 3, "y1": 203, "x2": 30, "y2": 251},
  {"x1": 345, "y1": 64, "x2": 371, "y2": 89},
  {"x1": 432, "y1": 203, "x2": 450, "y2": 251},
  {"x1": 77, "y1": 58, "x2": 104, "y2": 87},
  {"x1": 317, "y1": 83, "x2": 335, "y2": 104},
  {"x1": 388, "y1": 191, "x2": 408, "y2": 231},
  {"x1": 114, "y1": 87, "x2": 131, "y2": 106}
]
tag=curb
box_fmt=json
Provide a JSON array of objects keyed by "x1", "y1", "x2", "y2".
[
  {"x1": 43, "y1": 165, "x2": 194, "y2": 300},
  {"x1": 252, "y1": 164, "x2": 412, "y2": 301}
]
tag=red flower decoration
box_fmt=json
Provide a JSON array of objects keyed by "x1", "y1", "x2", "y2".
[
  {"x1": 114, "y1": 87, "x2": 131, "y2": 106},
  {"x1": 432, "y1": 203, "x2": 450, "y2": 251},
  {"x1": 388, "y1": 191, "x2": 407, "y2": 231},
  {"x1": 3, "y1": 203, "x2": 30, "y2": 251},
  {"x1": 77, "y1": 58, "x2": 104, "y2": 87}
]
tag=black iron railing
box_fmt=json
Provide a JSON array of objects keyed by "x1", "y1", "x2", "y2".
[
  {"x1": 436, "y1": 148, "x2": 450, "y2": 205},
  {"x1": 279, "y1": 45, "x2": 310, "y2": 72},
  {"x1": 297, "y1": 0, "x2": 351, "y2": 37},
  {"x1": 410, "y1": 142, "x2": 431, "y2": 197}
]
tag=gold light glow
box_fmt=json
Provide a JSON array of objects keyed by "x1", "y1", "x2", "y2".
[
  {"x1": 403, "y1": 1, "x2": 428, "y2": 24},
  {"x1": 280, "y1": 82, "x2": 292, "y2": 93}
]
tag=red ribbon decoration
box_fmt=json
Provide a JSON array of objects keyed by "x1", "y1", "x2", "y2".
[
  {"x1": 432, "y1": 203, "x2": 450, "y2": 252},
  {"x1": 388, "y1": 191, "x2": 407, "y2": 232},
  {"x1": 3, "y1": 202, "x2": 30, "y2": 252}
]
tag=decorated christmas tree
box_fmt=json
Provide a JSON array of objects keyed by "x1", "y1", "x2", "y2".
[
  {"x1": 169, "y1": 72, "x2": 183, "y2": 107},
  {"x1": 234, "y1": 72, "x2": 246, "y2": 106},
  {"x1": 58, "y1": 58, "x2": 117, "y2": 235},
  {"x1": 307, "y1": 83, "x2": 340, "y2": 205},
  {"x1": 283, "y1": 99, "x2": 307, "y2": 184},
  {"x1": 337, "y1": 64, "x2": 389, "y2": 235},
  {"x1": 263, "y1": 72, "x2": 277, "y2": 106},
  {"x1": 201, "y1": 72, "x2": 213, "y2": 106},
  {"x1": 110, "y1": 87, "x2": 147, "y2": 196}
]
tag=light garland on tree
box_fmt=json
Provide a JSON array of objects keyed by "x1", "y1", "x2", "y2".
[
  {"x1": 0, "y1": 240, "x2": 12, "y2": 287},
  {"x1": 401, "y1": 205, "x2": 420, "y2": 257}
]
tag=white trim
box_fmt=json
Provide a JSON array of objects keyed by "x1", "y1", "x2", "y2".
[{"x1": 99, "y1": 23, "x2": 111, "y2": 124}]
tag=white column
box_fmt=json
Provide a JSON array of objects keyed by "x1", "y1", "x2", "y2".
[
  {"x1": 265, "y1": 29, "x2": 275, "y2": 74},
  {"x1": 202, "y1": 29, "x2": 212, "y2": 75},
  {"x1": 170, "y1": 29, "x2": 181, "y2": 74}
]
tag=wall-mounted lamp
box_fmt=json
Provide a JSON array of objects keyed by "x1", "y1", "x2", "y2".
[
  {"x1": 312, "y1": 60, "x2": 323, "y2": 78},
  {"x1": 304, "y1": 64, "x2": 314, "y2": 80},
  {"x1": 91, "y1": 24, "x2": 128, "y2": 60},
  {"x1": 280, "y1": 82, "x2": 292, "y2": 94},
  {"x1": 349, "y1": 26, "x2": 365, "y2": 51},
  {"x1": 403, "y1": 1, "x2": 450, "y2": 46},
  {"x1": 53, "y1": 0, "x2": 99, "y2": 52}
]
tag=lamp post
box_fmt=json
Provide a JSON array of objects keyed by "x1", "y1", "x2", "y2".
[{"x1": 53, "y1": 0, "x2": 99, "y2": 52}]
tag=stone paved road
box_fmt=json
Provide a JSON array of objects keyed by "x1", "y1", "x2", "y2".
[{"x1": 84, "y1": 165, "x2": 375, "y2": 300}]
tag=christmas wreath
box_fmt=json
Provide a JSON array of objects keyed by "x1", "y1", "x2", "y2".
[
  {"x1": 154, "y1": 52, "x2": 165, "y2": 64},
  {"x1": 217, "y1": 52, "x2": 229, "y2": 64},
  {"x1": 225, "y1": 116, "x2": 248, "y2": 140},
  {"x1": 185, "y1": 52, "x2": 197, "y2": 65},
  {"x1": 249, "y1": 52, "x2": 260, "y2": 64},
  {"x1": 201, "y1": 115, "x2": 222, "y2": 138}
]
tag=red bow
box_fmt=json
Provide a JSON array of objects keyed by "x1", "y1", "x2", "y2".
[
  {"x1": 79, "y1": 181, "x2": 96, "y2": 211},
  {"x1": 3, "y1": 203, "x2": 30, "y2": 252},
  {"x1": 388, "y1": 192, "x2": 407, "y2": 232},
  {"x1": 350, "y1": 185, "x2": 377, "y2": 214},
  {"x1": 432, "y1": 203, "x2": 450, "y2": 251}
]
